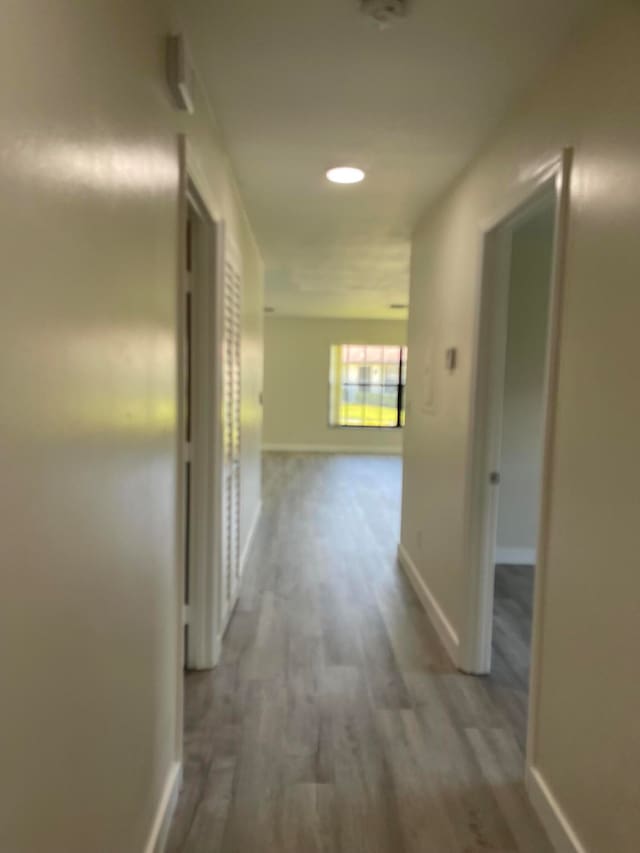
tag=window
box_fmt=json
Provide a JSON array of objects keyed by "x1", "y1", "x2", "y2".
[{"x1": 329, "y1": 344, "x2": 408, "y2": 428}]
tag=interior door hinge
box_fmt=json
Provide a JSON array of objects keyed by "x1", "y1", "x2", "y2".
[{"x1": 489, "y1": 471, "x2": 501, "y2": 485}]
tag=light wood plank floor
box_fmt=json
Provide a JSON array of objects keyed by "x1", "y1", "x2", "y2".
[
  {"x1": 167, "y1": 453, "x2": 550, "y2": 853},
  {"x1": 492, "y1": 563, "x2": 535, "y2": 752}
]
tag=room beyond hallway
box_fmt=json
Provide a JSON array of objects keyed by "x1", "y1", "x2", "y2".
[
  {"x1": 491, "y1": 564, "x2": 535, "y2": 751},
  {"x1": 167, "y1": 453, "x2": 552, "y2": 853}
]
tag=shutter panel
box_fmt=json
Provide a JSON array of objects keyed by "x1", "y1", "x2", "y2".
[{"x1": 222, "y1": 257, "x2": 242, "y2": 619}]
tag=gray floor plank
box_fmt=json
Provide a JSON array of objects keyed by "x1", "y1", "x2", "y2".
[{"x1": 166, "y1": 452, "x2": 551, "y2": 853}]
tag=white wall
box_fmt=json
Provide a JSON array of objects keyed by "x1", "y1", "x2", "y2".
[
  {"x1": 0, "y1": 3, "x2": 262, "y2": 851},
  {"x1": 401, "y1": 4, "x2": 640, "y2": 851},
  {"x1": 496, "y1": 206, "x2": 554, "y2": 559},
  {"x1": 263, "y1": 317, "x2": 406, "y2": 453}
]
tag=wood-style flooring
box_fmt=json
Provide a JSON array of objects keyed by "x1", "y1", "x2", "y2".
[
  {"x1": 167, "y1": 452, "x2": 550, "y2": 853},
  {"x1": 492, "y1": 563, "x2": 535, "y2": 751}
]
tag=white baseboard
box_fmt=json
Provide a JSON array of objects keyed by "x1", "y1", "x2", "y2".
[
  {"x1": 495, "y1": 546, "x2": 536, "y2": 565},
  {"x1": 240, "y1": 498, "x2": 262, "y2": 574},
  {"x1": 397, "y1": 543, "x2": 459, "y2": 665},
  {"x1": 262, "y1": 443, "x2": 402, "y2": 456},
  {"x1": 527, "y1": 766, "x2": 587, "y2": 853},
  {"x1": 144, "y1": 761, "x2": 182, "y2": 853}
]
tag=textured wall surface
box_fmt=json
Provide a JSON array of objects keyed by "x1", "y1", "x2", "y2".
[
  {"x1": 263, "y1": 317, "x2": 406, "y2": 453},
  {"x1": 0, "y1": 2, "x2": 263, "y2": 850},
  {"x1": 497, "y1": 206, "x2": 554, "y2": 553},
  {"x1": 402, "y1": 6, "x2": 640, "y2": 851}
]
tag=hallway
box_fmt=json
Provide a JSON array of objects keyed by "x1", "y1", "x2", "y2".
[{"x1": 168, "y1": 453, "x2": 551, "y2": 853}]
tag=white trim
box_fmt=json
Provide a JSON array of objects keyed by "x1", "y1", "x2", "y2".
[
  {"x1": 397, "y1": 543, "x2": 459, "y2": 665},
  {"x1": 527, "y1": 766, "x2": 588, "y2": 853},
  {"x1": 240, "y1": 499, "x2": 262, "y2": 575},
  {"x1": 262, "y1": 443, "x2": 402, "y2": 456},
  {"x1": 461, "y1": 150, "x2": 572, "y2": 701},
  {"x1": 144, "y1": 762, "x2": 182, "y2": 853},
  {"x1": 179, "y1": 145, "x2": 226, "y2": 674},
  {"x1": 495, "y1": 547, "x2": 536, "y2": 565},
  {"x1": 526, "y1": 150, "x2": 574, "y2": 768}
]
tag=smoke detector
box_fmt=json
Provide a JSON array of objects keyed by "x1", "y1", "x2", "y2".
[{"x1": 361, "y1": 0, "x2": 409, "y2": 28}]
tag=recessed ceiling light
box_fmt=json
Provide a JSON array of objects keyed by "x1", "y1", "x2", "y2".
[{"x1": 326, "y1": 166, "x2": 365, "y2": 184}]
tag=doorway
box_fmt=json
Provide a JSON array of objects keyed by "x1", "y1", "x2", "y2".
[
  {"x1": 176, "y1": 151, "x2": 244, "y2": 684},
  {"x1": 490, "y1": 200, "x2": 555, "y2": 746},
  {"x1": 178, "y1": 176, "x2": 225, "y2": 673},
  {"x1": 464, "y1": 150, "x2": 572, "y2": 762}
]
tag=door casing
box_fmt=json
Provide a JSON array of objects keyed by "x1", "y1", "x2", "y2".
[
  {"x1": 174, "y1": 137, "x2": 228, "y2": 773},
  {"x1": 461, "y1": 148, "x2": 573, "y2": 775}
]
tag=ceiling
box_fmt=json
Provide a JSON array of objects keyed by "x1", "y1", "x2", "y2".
[{"x1": 182, "y1": 0, "x2": 602, "y2": 319}]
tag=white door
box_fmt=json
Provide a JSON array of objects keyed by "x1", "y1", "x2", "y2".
[{"x1": 221, "y1": 255, "x2": 241, "y2": 627}]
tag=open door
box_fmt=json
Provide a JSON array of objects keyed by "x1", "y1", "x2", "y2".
[
  {"x1": 178, "y1": 174, "x2": 225, "y2": 672},
  {"x1": 464, "y1": 149, "x2": 572, "y2": 770}
]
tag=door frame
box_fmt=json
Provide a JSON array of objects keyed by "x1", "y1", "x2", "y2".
[
  {"x1": 461, "y1": 148, "x2": 573, "y2": 767},
  {"x1": 176, "y1": 135, "x2": 226, "y2": 688}
]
